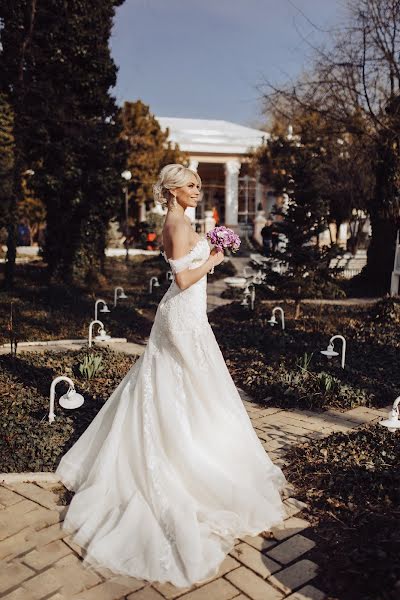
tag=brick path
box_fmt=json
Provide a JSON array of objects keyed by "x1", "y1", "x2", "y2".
[{"x1": 0, "y1": 398, "x2": 389, "y2": 600}]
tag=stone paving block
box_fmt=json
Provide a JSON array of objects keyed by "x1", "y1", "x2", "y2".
[
  {"x1": 225, "y1": 566, "x2": 284, "y2": 600},
  {"x1": 262, "y1": 440, "x2": 286, "y2": 452},
  {"x1": 320, "y1": 422, "x2": 354, "y2": 433},
  {"x1": 22, "y1": 538, "x2": 71, "y2": 570},
  {"x1": 51, "y1": 554, "x2": 105, "y2": 596},
  {"x1": 21, "y1": 568, "x2": 63, "y2": 599},
  {"x1": 281, "y1": 414, "x2": 326, "y2": 431},
  {"x1": 286, "y1": 584, "x2": 325, "y2": 599},
  {"x1": 284, "y1": 498, "x2": 307, "y2": 519},
  {"x1": 0, "y1": 561, "x2": 35, "y2": 595},
  {"x1": 101, "y1": 574, "x2": 145, "y2": 593},
  {"x1": 178, "y1": 578, "x2": 239, "y2": 599},
  {"x1": 7, "y1": 506, "x2": 64, "y2": 543},
  {"x1": 197, "y1": 554, "x2": 241, "y2": 584},
  {"x1": 272, "y1": 424, "x2": 311, "y2": 437},
  {"x1": 239, "y1": 533, "x2": 277, "y2": 552},
  {"x1": 281, "y1": 483, "x2": 296, "y2": 500},
  {"x1": 271, "y1": 517, "x2": 310, "y2": 541},
  {"x1": 32, "y1": 507, "x2": 65, "y2": 530},
  {"x1": 266, "y1": 535, "x2": 316, "y2": 565},
  {"x1": 64, "y1": 533, "x2": 85, "y2": 558},
  {"x1": 27, "y1": 521, "x2": 68, "y2": 547},
  {"x1": 268, "y1": 560, "x2": 318, "y2": 595},
  {"x1": 7, "y1": 482, "x2": 60, "y2": 510},
  {"x1": 231, "y1": 542, "x2": 281, "y2": 578},
  {"x1": 36, "y1": 481, "x2": 65, "y2": 492},
  {"x1": 0, "y1": 527, "x2": 36, "y2": 561},
  {"x1": 127, "y1": 585, "x2": 165, "y2": 600},
  {"x1": 0, "y1": 499, "x2": 40, "y2": 539},
  {"x1": 152, "y1": 556, "x2": 240, "y2": 599},
  {"x1": 305, "y1": 431, "x2": 326, "y2": 441},
  {"x1": 71, "y1": 578, "x2": 139, "y2": 599},
  {"x1": 0, "y1": 486, "x2": 25, "y2": 507},
  {"x1": 0, "y1": 498, "x2": 37, "y2": 519},
  {"x1": 248, "y1": 407, "x2": 283, "y2": 418},
  {"x1": 2, "y1": 588, "x2": 37, "y2": 600},
  {"x1": 341, "y1": 406, "x2": 382, "y2": 423}
]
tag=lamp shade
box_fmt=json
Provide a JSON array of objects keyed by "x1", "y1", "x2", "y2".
[{"x1": 59, "y1": 388, "x2": 84, "y2": 410}]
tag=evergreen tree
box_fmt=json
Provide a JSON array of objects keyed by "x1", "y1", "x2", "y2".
[
  {"x1": 1, "y1": 1, "x2": 126, "y2": 284},
  {"x1": 257, "y1": 130, "x2": 343, "y2": 314},
  {"x1": 122, "y1": 100, "x2": 187, "y2": 220}
]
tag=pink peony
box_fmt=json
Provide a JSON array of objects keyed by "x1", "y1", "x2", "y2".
[{"x1": 206, "y1": 226, "x2": 241, "y2": 253}]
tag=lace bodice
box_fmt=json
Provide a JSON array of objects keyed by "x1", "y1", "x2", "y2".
[
  {"x1": 156, "y1": 237, "x2": 211, "y2": 336},
  {"x1": 161, "y1": 236, "x2": 210, "y2": 274}
]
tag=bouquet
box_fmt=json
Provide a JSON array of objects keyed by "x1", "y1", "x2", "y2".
[{"x1": 206, "y1": 226, "x2": 241, "y2": 273}]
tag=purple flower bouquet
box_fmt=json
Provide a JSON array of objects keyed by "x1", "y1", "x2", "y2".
[{"x1": 206, "y1": 226, "x2": 241, "y2": 273}]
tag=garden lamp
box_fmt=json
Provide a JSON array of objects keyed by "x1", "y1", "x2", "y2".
[
  {"x1": 379, "y1": 396, "x2": 400, "y2": 432},
  {"x1": 88, "y1": 319, "x2": 110, "y2": 348},
  {"x1": 94, "y1": 299, "x2": 110, "y2": 322},
  {"x1": 248, "y1": 283, "x2": 256, "y2": 311},
  {"x1": 121, "y1": 170, "x2": 132, "y2": 262},
  {"x1": 49, "y1": 376, "x2": 84, "y2": 424},
  {"x1": 114, "y1": 286, "x2": 128, "y2": 307},
  {"x1": 268, "y1": 306, "x2": 285, "y2": 330},
  {"x1": 253, "y1": 270, "x2": 266, "y2": 285},
  {"x1": 241, "y1": 285, "x2": 250, "y2": 307},
  {"x1": 243, "y1": 266, "x2": 253, "y2": 278},
  {"x1": 321, "y1": 335, "x2": 346, "y2": 369},
  {"x1": 149, "y1": 276, "x2": 160, "y2": 294}
]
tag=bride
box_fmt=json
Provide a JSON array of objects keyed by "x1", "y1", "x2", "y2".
[{"x1": 56, "y1": 163, "x2": 287, "y2": 588}]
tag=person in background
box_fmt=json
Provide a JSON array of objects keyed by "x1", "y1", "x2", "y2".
[
  {"x1": 212, "y1": 204, "x2": 220, "y2": 226},
  {"x1": 261, "y1": 217, "x2": 273, "y2": 256}
]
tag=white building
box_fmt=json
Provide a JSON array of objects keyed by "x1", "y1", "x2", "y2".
[{"x1": 157, "y1": 117, "x2": 273, "y2": 231}]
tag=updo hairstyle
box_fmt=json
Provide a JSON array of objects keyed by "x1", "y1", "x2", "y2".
[{"x1": 153, "y1": 164, "x2": 201, "y2": 209}]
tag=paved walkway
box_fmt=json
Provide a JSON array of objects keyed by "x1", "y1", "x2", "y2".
[{"x1": 0, "y1": 398, "x2": 389, "y2": 600}]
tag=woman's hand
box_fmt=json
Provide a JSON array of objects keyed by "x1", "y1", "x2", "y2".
[{"x1": 210, "y1": 248, "x2": 225, "y2": 268}]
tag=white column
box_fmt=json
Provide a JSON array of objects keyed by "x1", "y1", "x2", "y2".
[
  {"x1": 224, "y1": 159, "x2": 241, "y2": 227},
  {"x1": 139, "y1": 203, "x2": 146, "y2": 222},
  {"x1": 186, "y1": 159, "x2": 199, "y2": 223},
  {"x1": 337, "y1": 222, "x2": 348, "y2": 249}
]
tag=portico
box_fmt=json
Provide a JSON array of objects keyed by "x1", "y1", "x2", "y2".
[{"x1": 156, "y1": 117, "x2": 270, "y2": 230}]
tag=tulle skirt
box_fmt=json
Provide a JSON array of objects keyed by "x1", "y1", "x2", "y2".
[{"x1": 56, "y1": 322, "x2": 287, "y2": 587}]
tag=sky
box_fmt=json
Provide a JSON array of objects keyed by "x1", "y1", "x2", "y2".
[{"x1": 110, "y1": 0, "x2": 347, "y2": 127}]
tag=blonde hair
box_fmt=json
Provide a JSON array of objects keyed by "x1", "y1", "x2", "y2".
[{"x1": 153, "y1": 164, "x2": 201, "y2": 208}]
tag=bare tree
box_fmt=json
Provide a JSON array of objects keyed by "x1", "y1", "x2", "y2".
[{"x1": 261, "y1": 0, "x2": 400, "y2": 292}]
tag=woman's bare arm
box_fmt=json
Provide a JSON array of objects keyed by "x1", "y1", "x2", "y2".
[{"x1": 165, "y1": 225, "x2": 223, "y2": 291}]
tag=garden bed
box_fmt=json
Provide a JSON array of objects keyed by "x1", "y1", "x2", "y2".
[
  {"x1": 0, "y1": 255, "x2": 236, "y2": 347},
  {"x1": 285, "y1": 424, "x2": 400, "y2": 600},
  {"x1": 0, "y1": 347, "x2": 137, "y2": 473},
  {"x1": 0, "y1": 255, "x2": 172, "y2": 346},
  {"x1": 209, "y1": 297, "x2": 400, "y2": 411}
]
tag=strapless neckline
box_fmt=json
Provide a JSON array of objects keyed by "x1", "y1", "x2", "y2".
[{"x1": 163, "y1": 236, "x2": 207, "y2": 262}]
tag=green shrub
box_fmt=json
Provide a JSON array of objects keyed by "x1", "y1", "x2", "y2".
[{"x1": 78, "y1": 352, "x2": 104, "y2": 380}]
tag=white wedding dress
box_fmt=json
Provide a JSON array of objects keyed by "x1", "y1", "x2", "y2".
[{"x1": 56, "y1": 236, "x2": 287, "y2": 588}]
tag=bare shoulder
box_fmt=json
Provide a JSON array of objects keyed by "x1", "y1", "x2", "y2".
[{"x1": 162, "y1": 219, "x2": 191, "y2": 260}]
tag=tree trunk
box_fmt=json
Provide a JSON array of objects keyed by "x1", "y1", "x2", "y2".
[{"x1": 363, "y1": 214, "x2": 398, "y2": 294}]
